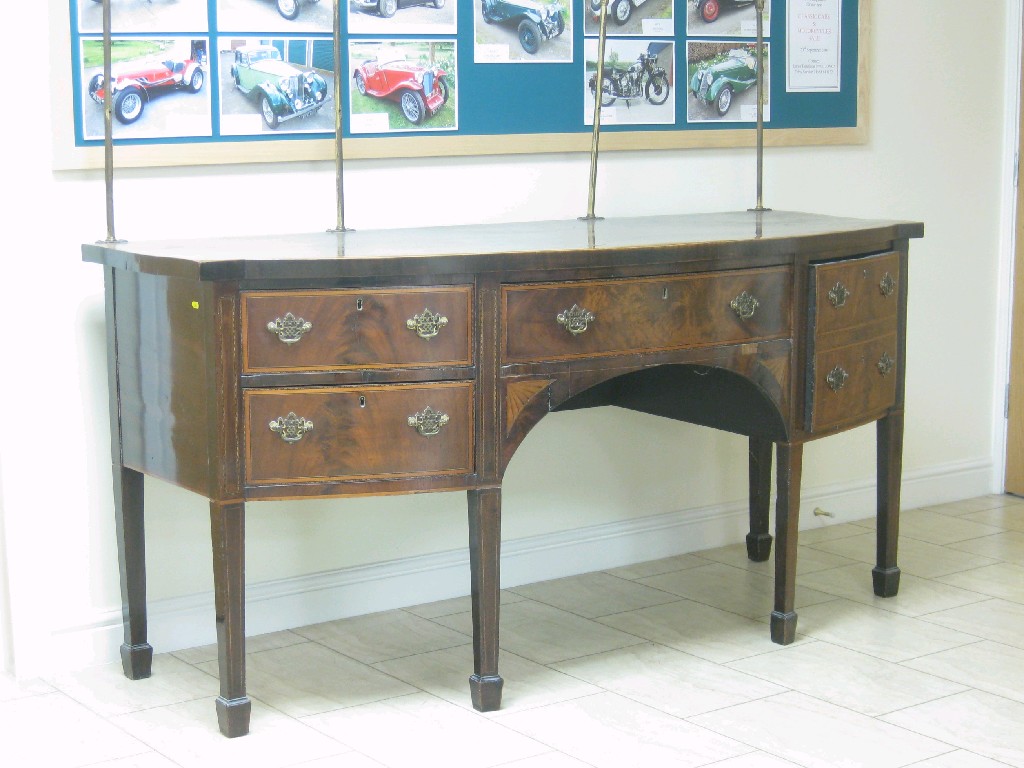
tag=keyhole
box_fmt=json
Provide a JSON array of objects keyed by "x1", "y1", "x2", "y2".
[
  {"x1": 359, "y1": 396, "x2": 366, "y2": 408},
  {"x1": 662, "y1": 287, "x2": 669, "y2": 300},
  {"x1": 356, "y1": 298, "x2": 363, "y2": 311}
]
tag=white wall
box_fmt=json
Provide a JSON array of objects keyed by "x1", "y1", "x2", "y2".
[{"x1": 0, "y1": 0, "x2": 1016, "y2": 677}]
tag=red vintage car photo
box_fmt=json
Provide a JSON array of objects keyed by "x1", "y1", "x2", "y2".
[
  {"x1": 352, "y1": 54, "x2": 449, "y2": 125},
  {"x1": 88, "y1": 56, "x2": 205, "y2": 125}
]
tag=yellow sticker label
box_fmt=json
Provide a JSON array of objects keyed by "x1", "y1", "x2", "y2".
[{"x1": 191, "y1": 301, "x2": 200, "y2": 309}]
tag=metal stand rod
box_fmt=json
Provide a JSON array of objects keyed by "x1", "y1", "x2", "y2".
[
  {"x1": 100, "y1": 0, "x2": 123, "y2": 244},
  {"x1": 750, "y1": 0, "x2": 771, "y2": 213},
  {"x1": 582, "y1": 1, "x2": 610, "y2": 221},
  {"x1": 329, "y1": 0, "x2": 351, "y2": 233}
]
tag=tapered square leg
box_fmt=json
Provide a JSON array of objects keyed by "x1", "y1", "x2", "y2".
[
  {"x1": 874, "y1": 412, "x2": 904, "y2": 597},
  {"x1": 746, "y1": 436, "x2": 774, "y2": 562},
  {"x1": 771, "y1": 442, "x2": 803, "y2": 645},
  {"x1": 210, "y1": 500, "x2": 250, "y2": 737},
  {"x1": 467, "y1": 488, "x2": 503, "y2": 712},
  {"x1": 113, "y1": 465, "x2": 153, "y2": 680}
]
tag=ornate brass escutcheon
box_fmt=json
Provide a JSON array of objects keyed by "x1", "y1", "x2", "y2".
[
  {"x1": 406, "y1": 308, "x2": 449, "y2": 340},
  {"x1": 269, "y1": 412, "x2": 313, "y2": 443},
  {"x1": 826, "y1": 366, "x2": 849, "y2": 392},
  {"x1": 267, "y1": 312, "x2": 312, "y2": 344},
  {"x1": 828, "y1": 282, "x2": 851, "y2": 308},
  {"x1": 730, "y1": 291, "x2": 759, "y2": 320},
  {"x1": 879, "y1": 272, "x2": 896, "y2": 297},
  {"x1": 877, "y1": 352, "x2": 895, "y2": 376},
  {"x1": 556, "y1": 304, "x2": 595, "y2": 335},
  {"x1": 408, "y1": 406, "x2": 449, "y2": 436}
]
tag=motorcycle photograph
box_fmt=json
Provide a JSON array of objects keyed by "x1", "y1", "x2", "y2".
[{"x1": 588, "y1": 46, "x2": 671, "y2": 108}]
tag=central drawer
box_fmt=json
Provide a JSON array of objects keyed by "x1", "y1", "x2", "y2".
[
  {"x1": 244, "y1": 382, "x2": 474, "y2": 485},
  {"x1": 242, "y1": 287, "x2": 472, "y2": 372},
  {"x1": 502, "y1": 267, "x2": 791, "y2": 363}
]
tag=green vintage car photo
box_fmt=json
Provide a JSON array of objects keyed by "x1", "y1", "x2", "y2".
[
  {"x1": 229, "y1": 44, "x2": 329, "y2": 128},
  {"x1": 689, "y1": 46, "x2": 759, "y2": 117}
]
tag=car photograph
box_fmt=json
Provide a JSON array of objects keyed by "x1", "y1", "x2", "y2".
[
  {"x1": 587, "y1": 0, "x2": 651, "y2": 26},
  {"x1": 87, "y1": 55, "x2": 205, "y2": 125},
  {"x1": 352, "y1": 51, "x2": 450, "y2": 125},
  {"x1": 229, "y1": 45, "x2": 329, "y2": 128},
  {"x1": 689, "y1": 46, "x2": 759, "y2": 116},
  {"x1": 480, "y1": 0, "x2": 566, "y2": 56},
  {"x1": 352, "y1": 0, "x2": 446, "y2": 18},
  {"x1": 693, "y1": 0, "x2": 756, "y2": 24},
  {"x1": 267, "y1": 0, "x2": 321, "y2": 21}
]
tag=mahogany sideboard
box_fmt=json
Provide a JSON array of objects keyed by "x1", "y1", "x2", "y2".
[{"x1": 83, "y1": 210, "x2": 924, "y2": 737}]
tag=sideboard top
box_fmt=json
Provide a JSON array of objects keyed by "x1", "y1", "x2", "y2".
[{"x1": 82, "y1": 210, "x2": 924, "y2": 282}]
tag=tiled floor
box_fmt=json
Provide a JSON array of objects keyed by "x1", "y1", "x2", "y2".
[{"x1": 4, "y1": 494, "x2": 1024, "y2": 767}]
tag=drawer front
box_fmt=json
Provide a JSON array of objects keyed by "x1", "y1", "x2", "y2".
[
  {"x1": 242, "y1": 287, "x2": 472, "y2": 372},
  {"x1": 245, "y1": 383, "x2": 474, "y2": 484},
  {"x1": 811, "y1": 252, "x2": 900, "y2": 340},
  {"x1": 502, "y1": 268, "x2": 791, "y2": 363},
  {"x1": 808, "y1": 334, "x2": 898, "y2": 432}
]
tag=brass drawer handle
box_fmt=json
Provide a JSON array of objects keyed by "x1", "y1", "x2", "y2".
[
  {"x1": 267, "y1": 312, "x2": 312, "y2": 344},
  {"x1": 406, "y1": 308, "x2": 448, "y2": 340},
  {"x1": 730, "y1": 291, "x2": 759, "y2": 320},
  {"x1": 828, "y1": 282, "x2": 851, "y2": 308},
  {"x1": 880, "y1": 272, "x2": 896, "y2": 297},
  {"x1": 556, "y1": 304, "x2": 595, "y2": 335},
  {"x1": 877, "y1": 352, "x2": 895, "y2": 376},
  {"x1": 408, "y1": 406, "x2": 449, "y2": 437},
  {"x1": 826, "y1": 366, "x2": 849, "y2": 392},
  {"x1": 269, "y1": 412, "x2": 313, "y2": 443}
]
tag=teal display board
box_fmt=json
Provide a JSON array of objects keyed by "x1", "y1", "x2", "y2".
[{"x1": 61, "y1": 0, "x2": 865, "y2": 168}]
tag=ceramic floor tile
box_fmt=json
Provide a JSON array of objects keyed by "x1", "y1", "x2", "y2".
[
  {"x1": 82, "y1": 755, "x2": 182, "y2": 768},
  {"x1": 551, "y1": 642, "x2": 786, "y2": 718},
  {"x1": 171, "y1": 629, "x2": 308, "y2": 666},
  {"x1": 373, "y1": 643, "x2": 601, "y2": 714},
  {"x1": 935, "y1": 562, "x2": 1024, "y2": 602},
  {"x1": 508, "y1": 571, "x2": 680, "y2": 618},
  {"x1": 47, "y1": 653, "x2": 217, "y2": 718},
  {"x1": 294, "y1": 608, "x2": 470, "y2": 664},
  {"x1": 960, "y1": 504, "x2": 1024, "y2": 531},
  {"x1": 796, "y1": 521, "x2": 874, "y2": 545},
  {"x1": 0, "y1": 672, "x2": 53, "y2": 702},
  {"x1": 726, "y1": 640, "x2": 966, "y2": 716},
  {"x1": 596, "y1": 598, "x2": 802, "y2": 664},
  {"x1": 495, "y1": 754, "x2": 594, "y2": 767},
  {"x1": 696, "y1": 542, "x2": 858, "y2": 576},
  {"x1": 919, "y1": 598, "x2": 1024, "y2": 649},
  {"x1": 302, "y1": 692, "x2": 549, "y2": 768},
  {"x1": 638, "y1": 561, "x2": 838, "y2": 620},
  {"x1": 947, "y1": 531, "x2": 1024, "y2": 564},
  {"x1": 195, "y1": 641, "x2": 417, "y2": 717},
  {"x1": 805, "y1": 564, "x2": 986, "y2": 617},
  {"x1": 403, "y1": 590, "x2": 524, "y2": 620},
  {"x1": 498, "y1": 691, "x2": 751, "y2": 768},
  {"x1": 904, "y1": 751, "x2": 1015, "y2": 767},
  {"x1": 883, "y1": 690, "x2": 1024, "y2": 767},
  {"x1": 848, "y1": 508, "x2": 1005, "y2": 544},
  {"x1": 0, "y1": 692, "x2": 149, "y2": 767},
  {"x1": 808, "y1": 532, "x2": 1000, "y2": 578},
  {"x1": 924, "y1": 495, "x2": 1024, "y2": 516},
  {"x1": 900, "y1": 640, "x2": 1024, "y2": 704},
  {"x1": 604, "y1": 552, "x2": 709, "y2": 580},
  {"x1": 792, "y1": 599, "x2": 978, "y2": 662},
  {"x1": 703, "y1": 754, "x2": 804, "y2": 767},
  {"x1": 111, "y1": 695, "x2": 348, "y2": 768},
  {"x1": 432, "y1": 599, "x2": 646, "y2": 665},
  {"x1": 691, "y1": 691, "x2": 950, "y2": 768}
]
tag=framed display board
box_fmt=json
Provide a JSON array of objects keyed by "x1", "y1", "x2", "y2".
[{"x1": 53, "y1": 0, "x2": 866, "y2": 169}]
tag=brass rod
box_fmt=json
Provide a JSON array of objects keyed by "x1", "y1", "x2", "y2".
[
  {"x1": 582, "y1": 1, "x2": 610, "y2": 221},
  {"x1": 329, "y1": 0, "x2": 350, "y2": 232},
  {"x1": 752, "y1": 0, "x2": 770, "y2": 212},
  {"x1": 101, "y1": 0, "x2": 121, "y2": 243}
]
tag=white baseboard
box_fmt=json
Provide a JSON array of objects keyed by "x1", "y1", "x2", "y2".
[{"x1": 49, "y1": 456, "x2": 995, "y2": 671}]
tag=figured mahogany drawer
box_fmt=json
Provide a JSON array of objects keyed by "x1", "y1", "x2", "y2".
[
  {"x1": 807, "y1": 334, "x2": 898, "y2": 432},
  {"x1": 245, "y1": 383, "x2": 474, "y2": 485},
  {"x1": 242, "y1": 287, "x2": 472, "y2": 372},
  {"x1": 501, "y1": 268, "x2": 791, "y2": 363},
  {"x1": 810, "y1": 252, "x2": 900, "y2": 344}
]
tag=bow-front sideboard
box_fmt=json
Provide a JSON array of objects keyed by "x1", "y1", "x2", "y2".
[{"x1": 83, "y1": 210, "x2": 924, "y2": 737}]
